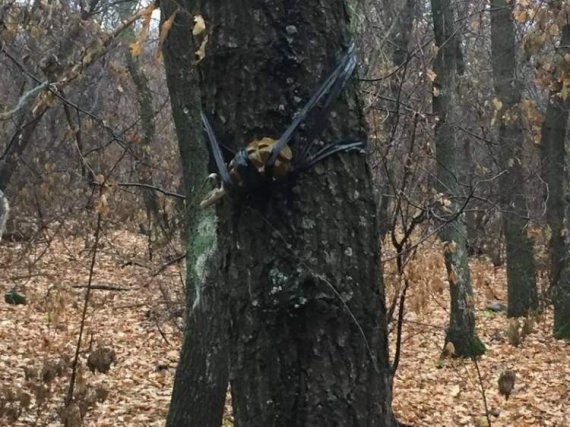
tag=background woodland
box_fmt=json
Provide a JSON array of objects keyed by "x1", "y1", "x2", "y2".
[{"x1": 0, "y1": 0, "x2": 569, "y2": 426}]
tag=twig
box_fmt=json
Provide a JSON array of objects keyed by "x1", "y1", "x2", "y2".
[
  {"x1": 0, "y1": 7, "x2": 143, "y2": 122},
  {"x1": 381, "y1": 188, "x2": 475, "y2": 263},
  {"x1": 121, "y1": 260, "x2": 148, "y2": 268},
  {"x1": 0, "y1": 82, "x2": 49, "y2": 120},
  {"x1": 153, "y1": 316, "x2": 171, "y2": 346},
  {"x1": 110, "y1": 181, "x2": 185, "y2": 200},
  {"x1": 402, "y1": 319, "x2": 446, "y2": 330},
  {"x1": 152, "y1": 253, "x2": 186, "y2": 276},
  {"x1": 112, "y1": 300, "x2": 171, "y2": 310},
  {"x1": 72, "y1": 284, "x2": 130, "y2": 291},
  {"x1": 472, "y1": 355, "x2": 492, "y2": 427},
  {"x1": 66, "y1": 212, "x2": 103, "y2": 406},
  {"x1": 391, "y1": 275, "x2": 410, "y2": 376}
]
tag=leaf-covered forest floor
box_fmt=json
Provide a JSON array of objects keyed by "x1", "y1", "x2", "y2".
[
  {"x1": 0, "y1": 231, "x2": 568, "y2": 426},
  {"x1": 385, "y1": 243, "x2": 570, "y2": 426}
]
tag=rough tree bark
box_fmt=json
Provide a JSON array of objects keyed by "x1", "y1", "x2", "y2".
[
  {"x1": 165, "y1": 250, "x2": 229, "y2": 426},
  {"x1": 430, "y1": 0, "x2": 485, "y2": 357},
  {"x1": 160, "y1": 1, "x2": 224, "y2": 425},
  {"x1": 165, "y1": 0, "x2": 396, "y2": 425},
  {"x1": 490, "y1": 0, "x2": 537, "y2": 318},
  {"x1": 160, "y1": 0, "x2": 216, "y2": 302},
  {"x1": 541, "y1": 24, "x2": 570, "y2": 339}
]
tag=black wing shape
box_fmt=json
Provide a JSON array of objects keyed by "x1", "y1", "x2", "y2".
[
  {"x1": 297, "y1": 50, "x2": 357, "y2": 165},
  {"x1": 201, "y1": 111, "x2": 233, "y2": 189},
  {"x1": 267, "y1": 43, "x2": 357, "y2": 168},
  {"x1": 298, "y1": 140, "x2": 365, "y2": 173}
]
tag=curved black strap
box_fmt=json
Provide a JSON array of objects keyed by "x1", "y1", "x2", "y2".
[
  {"x1": 298, "y1": 140, "x2": 365, "y2": 172},
  {"x1": 267, "y1": 43, "x2": 357, "y2": 168},
  {"x1": 201, "y1": 112, "x2": 233, "y2": 189}
]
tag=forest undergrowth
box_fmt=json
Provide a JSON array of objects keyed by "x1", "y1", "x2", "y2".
[{"x1": 0, "y1": 230, "x2": 568, "y2": 426}]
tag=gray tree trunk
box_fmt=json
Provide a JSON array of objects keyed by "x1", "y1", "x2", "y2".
[
  {"x1": 165, "y1": 250, "x2": 229, "y2": 426},
  {"x1": 490, "y1": 0, "x2": 537, "y2": 318},
  {"x1": 160, "y1": 0, "x2": 216, "y2": 302},
  {"x1": 541, "y1": 24, "x2": 570, "y2": 339},
  {"x1": 125, "y1": 51, "x2": 165, "y2": 247},
  {"x1": 430, "y1": 0, "x2": 485, "y2": 357},
  {"x1": 160, "y1": 1, "x2": 223, "y2": 425},
  {"x1": 178, "y1": 0, "x2": 393, "y2": 425},
  {"x1": 118, "y1": 3, "x2": 165, "y2": 254}
]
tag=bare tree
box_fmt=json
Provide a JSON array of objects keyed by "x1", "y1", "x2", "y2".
[
  {"x1": 541, "y1": 22, "x2": 570, "y2": 339},
  {"x1": 430, "y1": 0, "x2": 485, "y2": 357},
  {"x1": 163, "y1": 0, "x2": 396, "y2": 424},
  {"x1": 490, "y1": 0, "x2": 538, "y2": 318}
]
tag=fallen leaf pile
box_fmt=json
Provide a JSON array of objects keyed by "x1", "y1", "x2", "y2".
[
  {"x1": 386, "y1": 241, "x2": 570, "y2": 426},
  {"x1": 0, "y1": 231, "x2": 568, "y2": 426},
  {"x1": 0, "y1": 231, "x2": 183, "y2": 426}
]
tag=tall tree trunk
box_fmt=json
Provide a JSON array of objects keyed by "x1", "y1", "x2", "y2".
[
  {"x1": 119, "y1": 3, "x2": 164, "y2": 255},
  {"x1": 455, "y1": 2, "x2": 485, "y2": 259},
  {"x1": 165, "y1": 251, "x2": 229, "y2": 426},
  {"x1": 191, "y1": 0, "x2": 395, "y2": 425},
  {"x1": 160, "y1": 1, "x2": 223, "y2": 425},
  {"x1": 490, "y1": 0, "x2": 537, "y2": 317},
  {"x1": 430, "y1": 0, "x2": 485, "y2": 357},
  {"x1": 160, "y1": 0, "x2": 216, "y2": 302},
  {"x1": 541, "y1": 24, "x2": 570, "y2": 339}
]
